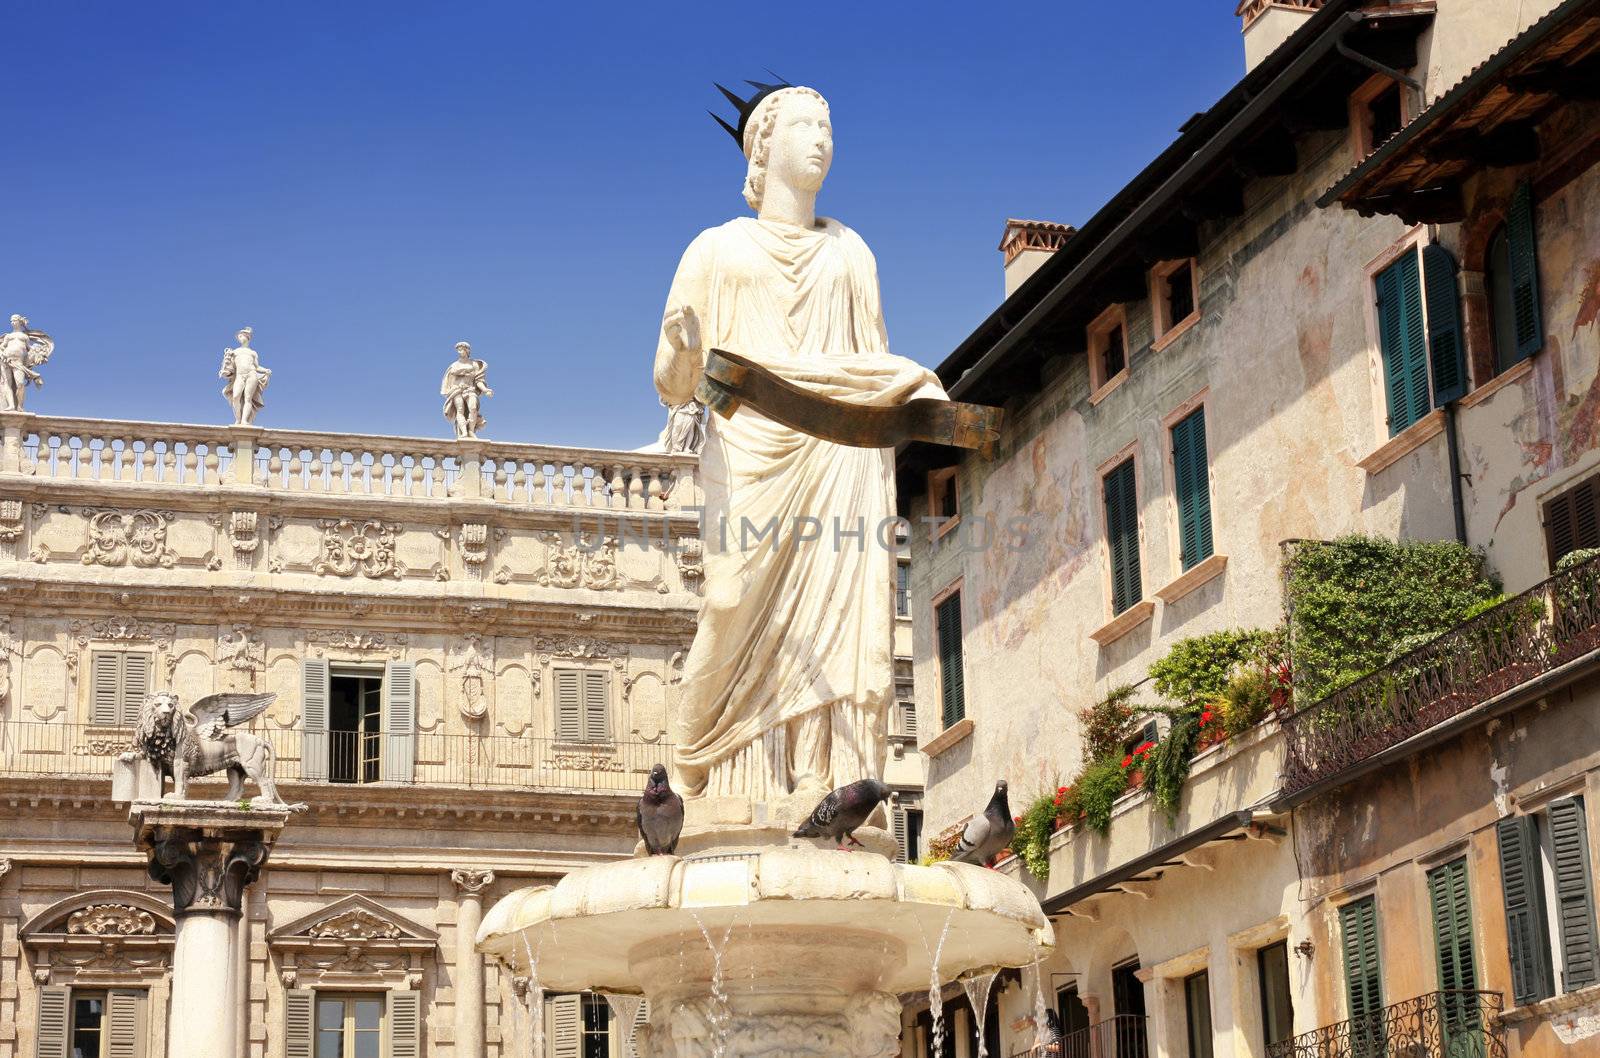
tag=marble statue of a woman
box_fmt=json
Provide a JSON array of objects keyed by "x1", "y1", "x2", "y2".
[
  {"x1": 219, "y1": 327, "x2": 270, "y2": 425},
  {"x1": 0, "y1": 314, "x2": 53, "y2": 412},
  {"x1": 442, "y1": 341, "x2": 492, "y2": 439},
  {"x1": 655, "y1": 85, "x2": 945, "y2": 806}
]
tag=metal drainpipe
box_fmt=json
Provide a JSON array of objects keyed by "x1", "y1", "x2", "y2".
[
  {"x1": 1335, "y1": 36, "x2": 1423, "y2": 92},
  {"x1": 1444, "y1": 402, "x2": 1469, "y2": 544}
]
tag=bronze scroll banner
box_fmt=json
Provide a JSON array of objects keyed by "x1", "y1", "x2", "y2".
[{"x1": 694, "y1": 348, "x2": 1003, "y2": 455}]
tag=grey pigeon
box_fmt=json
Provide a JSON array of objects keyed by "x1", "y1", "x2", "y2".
[
  {"x1": 793, "y1": 778, "x2": 892, "y2": 849},
  {"x1": 950, "y1": 780, "x2": 1014, "y2": 866},
  {"x1": 1041, "y1": 1010, "x2": 1065, "y2": 1054},
  {"x1": 637, "y1": 764, "x2": 684, "y2": 855}
]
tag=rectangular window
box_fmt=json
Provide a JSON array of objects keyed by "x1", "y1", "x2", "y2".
[
  {"x1": 329, "y1": 669, "x2": 383, "y2": 785},
  {"x1": 1153, "y1": 260, "x2": 1199, "y2": 344},
  {"x1": 1089, "y1": 306, "x2": 1130, "y2": 396},
  {"x1": 1543, "y1": 473, "x2": 1600, "y2": 571},
  {"x1": 893, "y1": 799, "x2": 924, "y2": 863},
  {"x1": 1374, "y1": 249, "x2": 1431, "y2": 436},
  {"x1": 1111, "y1": 960, "x2": 1149, "y2": 1058},
  {"x1": 1352, "y1": 75, "x2": 1406, "y2": 159},
  {"x1": 35, "y1": 987, "x2": 146, "y2": 1058},
  {"x1": 555, "y1": 669, "x2": 611, "y2": 743},
  {"x1": 928, "y1": 467, "x2": 960, "y2": 532},
  {"x1": 1103, "y1": 458, "x2": 1142, "y2": 615},
  {"x1": 1426, "y1": 857, "x2": 1479, "y2": 1031},
  {"x1": 580, "y1": 993, "x2": 611, "y2": 1058},
  {"x1": 905, "y1": 807, "x2": 923, "y2": 863},
  {"x1": 1503, "y1": 797, "x2": 1600, "y2": 1002},
  {"x1": 1057, "y1": 984, "x2": 1091, "y2": 1038},
  {"x1": 1184, "y1": 971, "x2": 1214, "y2": 1058},
  {"x1": 897, "y1": 700, "x2": 919, "y2": 739},
  {"x1": 935, "y1": 590, "x2": 965, "y2": 728},
  {"x1": 896, "y1": 562, "x2": 911, "y2": 617},
  {"x1": 89, "y1": 650, "x2": 152, "y2": 727},
  {"x1": 1257, "y1": 941, "x2": 1294, "y2": 1052},
  {"x1": 1485, "y1": 181, "x2": 1544, "y2": 372},
  {"x1": 1170, "y1": 407, "x2": 1214, "y2": 572},
  {"x1": 316, "y1": 993, "x2": 383, "y2": 1058},
  {"x1": 1339, "y1": 896, "x2": 1384, "y2": 1051}
]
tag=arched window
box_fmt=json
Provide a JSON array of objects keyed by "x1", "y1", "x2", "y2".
[{"x1": 1484, "y1": 224, "x2": 1522, "y2": 375}]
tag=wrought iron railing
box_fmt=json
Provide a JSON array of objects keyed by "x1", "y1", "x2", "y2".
[
  {"x1": 1266, "y1": 991, "x2": 1504, "y2": 1058},
  {"x1": 1280, "y1": 554, "x2": 1600, "y2": 795},
  {"x1": 1008, "y1": 1014, "x2": 1148, "y2": 1058},
  {"x1": 0, "y1": 721, "x2": 669, "y2": 796}
]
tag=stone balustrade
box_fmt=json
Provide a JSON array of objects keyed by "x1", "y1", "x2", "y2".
[{"x1": 0, "y1": 412, "x2": 699, "y2": 513}]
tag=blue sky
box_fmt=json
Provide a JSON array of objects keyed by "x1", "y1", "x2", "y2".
[{"x1": 9, "y1": 2, "x2": 1244, "y2": 449}]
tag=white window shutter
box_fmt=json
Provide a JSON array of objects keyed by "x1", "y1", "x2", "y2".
[
  {"x1": 383, "y1": 661, "x2": 417, "y2": 783},
  {"x1": 629, "y1": 999, "x2": 650, "y2": 1058},
  {"x1": 105, "y1": 989, "x2": 143, "y2": 1058},
  {"x1": 120, "y1": 653, "x2": 151, "y2": 726},
  {"x1": 554, "y1": 670, "x2": 582, "y2": 742},
  {"x1": 35, "y1": 985, "x2": 70, "y2": 1058},
  {"x1": 300, "y1": 659, "x2": 330, "y2": 782},
  {"x1": 387, "y1": 990, "x2": 421, "y2": 1058},
  {"x1": 283, "y1": 990, "x2": 314, "y2": 1058},
  {"x1": 893, "y1": 806, "x2": 909, "y2": 862},
  {"x1": 583, "y1": 670, "x2": 610, "y2": 742},
  {"x1": 548, "y1": 994, "x2": 581, "y2": 1058},
  {"x1": 91, "y1": 651, "x2": 122, "y2": 726}
]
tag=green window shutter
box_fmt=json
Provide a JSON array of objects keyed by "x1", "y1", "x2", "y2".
[
  {"x1": 91, "y1": 651, "x2": 123, "y2": 726},
  {"x1": 34, "y1": 984, "x2": 70, "y2": 1058},
  {"x1": 283, "y1": 989, "x2": 314, "y2": 1058},
  {"x1": 1548, "y1": 797, "x2": 1600, "y2": 991},
  {"x1": 1496, "y1": 816, "x2": 1555, "y2": 1004},
  {"x1": 387, "y1": 989, "x2": 421, "y2": 1058},
  {"x1": 1339, "y1": 897, "x2": 1384, "y2": 1038},
  {"x1": 936, "y1": 592, "x2": 965, "y2": 728},
  {"x1": 1375, "y1": 251, "x2": 1430, "y2": 436},
  {"x1": 1507, "y1": 180, "x2": 1543, "y2": 362},
  {"x1": 1104, "y1": 459, "x2": 1142, "y2": 614},
  {"x1": 1427, "y1": 858, "x2": 1478, "y2": 1029},
  {"x1": 548, "y1": 994, "x2": 582, "y2": 1058},
  {"x1": 382, "y1": 660, "x2": 417, "y2": 783},
  {"x1": 1171, "y1": 408, "x2": 1213, "y2": 572},
  {"x1": 1423, "y1": 244, "x2": 1468, "y2": 406},
  {"x1": 300, "y1": 658, "x2": 330, "y2": 782},
  {"x1": 555, "y1": 670, "x2": 583, "y2": 741},
  {"x1": 105, "y1": 989, "x2": 142, "y2": 1058},
  {"x1": 582, "y1": 669, "x2": 610, "y2": 742}
]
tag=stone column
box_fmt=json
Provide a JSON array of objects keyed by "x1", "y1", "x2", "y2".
[
  {"x1": 452, "y1": 869, "x2": 495, "y2": 1058},
  {"x1": 227, "y1": 424, "x2": 262, "y2": 485},
  {"x1": 130, "y1": 802, "x2": 288, "y2": 1058},
  {"x1": 0, "y1": 410, "x2": 29, "y2": 473}
]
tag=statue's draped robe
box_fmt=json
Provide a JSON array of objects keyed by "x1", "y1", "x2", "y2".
[{"x1": 656, "y1": 217, "x2": 945, "y2": 800}]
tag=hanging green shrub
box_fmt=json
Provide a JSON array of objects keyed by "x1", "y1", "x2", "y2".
[
  {"x1": 1284, "y1": 535, "x2": 1500, "y2": 702},
  {"x1": 1079, "y1": 685, "x2": 1138, "y2": 763},
  {"x1": 1077, "y1": 757, "x2": 1131, "y2": 835},
  {"x1": 1146, "y1": 714, "x2": 1201, "y2": 819},
  {"x1": 1149, "y1": 629, "x2": 1273, "y2": 706},
  {"x1": 1014, "y1": 791, "x2": 1060, "y2": 881},
  {"x1": 1220, "y1": 667, "x2": 1275, "y2": 735}
]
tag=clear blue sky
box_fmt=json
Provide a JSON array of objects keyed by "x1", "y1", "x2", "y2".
[{"x1": 10, "y1": 2, "x2": 1244, "y2": 450}]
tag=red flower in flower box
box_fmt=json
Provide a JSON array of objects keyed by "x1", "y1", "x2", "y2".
[{"x1": 1121, "y1": 754, "x2": 1134, "y2": 768}]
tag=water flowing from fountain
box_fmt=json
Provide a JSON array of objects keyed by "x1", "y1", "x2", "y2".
[
  {"x1": 1032, "y1": 958, "x2": 1051, "y2": 1051},
  {"x1": 689, "y1": 910, "x2": 737, "y2": 1057},
  {"x1": 519, "y1": 932, "x2": 545, "y2": 1057},
  {"x1": 916, "y1": 907, "x2": 958, "y2": 1058},
  {"x1": 961, "y1": 970, "x2": 1001, "y2": 1058},
  {"x1": 603, "y1": 993, "x2": 644, "y2": 1058}
]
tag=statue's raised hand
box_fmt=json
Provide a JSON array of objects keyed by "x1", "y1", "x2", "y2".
[{"x1": 663, "y1": 306, "x2": 701, "y2": 357}]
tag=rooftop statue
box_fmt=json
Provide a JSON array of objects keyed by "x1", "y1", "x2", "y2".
[
  {"x1": 442, "y1": 340, "x2": 492, "y2": 439},
  {"x1": 119, "y1": 691, "x2": 289, "y2": 806},
  {"x1": 659, "y1": 397, "x2": 706, "y2": 454},
  {"x1": 654, "y1": 82, "x2": 947, "y2": 806},
  {"x1": 219, "y1": 326, "x2": 271, "y2": 425},
  {"x1": 0, "y1": 314, "x2": 54, "y2": 412}
]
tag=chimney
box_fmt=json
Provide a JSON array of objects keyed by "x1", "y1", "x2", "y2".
[
  {"x1": 1237, "y1": 0, "x2": 1323, "y2": 71},
  {"x1": 999, "y1": 219, "x2": 1076, "y2": 298}
]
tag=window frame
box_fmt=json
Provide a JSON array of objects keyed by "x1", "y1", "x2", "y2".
[
  {"x1": 87, "y1": 648, "x2": 154, "y2": 728},
  {"x1": 314, "y1": 991, "x2": 386, "y2": 1058},
  {"x1": 327, "y1": 665, "x2": 384, "y2": 786},
  {"x1": 1257, "y1": 940, "x2": 1295, "y2": 1053},
  {"x1": 1162, "y1": 391, "x2": 1215, "y2": 576},
  {"x1": 895, "y1": 560, "x2": 912, "y2": 618},
  {"x1": 927, "y1": 466, "x2": 961, "y2": 540},
  {"x1": 1151, "y1": 259, "x2": 1201, "y2": 351},
  {"x1": 1349, "y1": 73, "x2": 1410, "y2": 161},
  {"x1": 552, "y1": 666, "x2": 613, "y2": 745},
  {"x1": 931, "y1": 579, "x2": 966, "y2": 732},
  {"x1": 1098, "y1": 444, "x2": 1144, "y2": 618},
  {"x1": 1088, "y1": 304, "x2": 1131, "y2": 403},
  {"x1": 1183, "y1": 969, "x2": 1215, "y2": 1058}
]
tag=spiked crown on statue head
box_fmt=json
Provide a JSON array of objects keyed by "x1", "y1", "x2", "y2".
[{"x1": 709, "y1": 73, "x2": 795, "y2": 152}]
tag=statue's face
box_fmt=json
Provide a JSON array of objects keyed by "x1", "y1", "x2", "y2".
[
  {"x1": 9, "y1": 316, "x2": 22, "y2": 332},
  {"x1": 457, "y1": 345, "x2": 471, "y2": 360},
  {"x1": 236, "y1": 331, "x2": 250, "y2": 346},
  {"x1": 766, "y1": 93, "x2": 833, "y2": 197}
]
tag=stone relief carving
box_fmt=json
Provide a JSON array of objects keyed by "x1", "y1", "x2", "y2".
[
  {"x1": 450, "y1": 868, "x2": 495, "y2": 896},
  {"x1": 676, "y1": 537, "x2": 704, "y2": 588},
  {"x1": 0, "y1": 498, "x2": 22, "y2": 559},
  {"x1": 227, "y1": 511, "x2": 260, "y2": 569},
  {"x1": 530, "y1": 636, "x2": 628, "y2": 701},
  {"x1": 533, "y1": 530, "x2": 620, "y2": 591},
  {"x1": 82, "y1": 509, "x2": 176, "y2": 569},
  {"x1": 148, "y1": 835, "x2": 269, "y2": 913},
  {"x1": 0, "y1": 616, "x2": 12, "y2": 707},
  {"x1": 313, "y1": 519, "x2": 403, "y2": 579},
  {"x1": 217, "y1": 625, "x2": 266, "y2": 689},
  {"x1": 307, "y1": 629, "x2": 407, "y2": 658},
  {"x1": 67, "y1": 904, "x2": 158, "y2": 936},
  {"x1": 451, "y1": 633, "x2": 492, "y2": 721},
  {"x1": 307, "y1": 908, "x2": 401, "y2": 941},
  {"x1": 458, "y1": 522, "x2": 489, "y2": 576},
  {"x1": 70, "y1": 618, "x2": 175, "y2": 688}
]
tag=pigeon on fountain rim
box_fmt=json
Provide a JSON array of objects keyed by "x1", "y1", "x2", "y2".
[
  {"x1": 793, "y1": 778, "x2": 893, "y2": 849},
  {"x1": 637, "y1": 763, "x2": 684, "y2": 856},
  {"x1": 950, "y1": 780, "x2": 1014, "y2": 867}
]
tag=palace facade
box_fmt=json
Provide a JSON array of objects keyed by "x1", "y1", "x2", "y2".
[{"x1": 898, "y1": 1, "x2": 1600, "y2": 1057}]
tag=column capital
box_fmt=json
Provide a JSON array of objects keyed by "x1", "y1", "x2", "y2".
[
  {"x1": 129, "y1": 801, "x2": 289, "y2": 915},
  {"x1": 451, "y1": 868, "x2": 495, "y2": 896}
]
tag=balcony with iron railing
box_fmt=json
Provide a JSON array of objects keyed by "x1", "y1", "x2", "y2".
[
  {"x1": 1266, "y1": 991, "x2": 1505, "y2": 1058},
  {"x1": 0, "y1": 721, "x2": 670, "y2": 797},
  {"x1": 1279, "y1": 554, "x2": 1600, "y2": 798},
  {"x1": 1007, "y1": 1014, "x2": 1148, "y2": 1058}
]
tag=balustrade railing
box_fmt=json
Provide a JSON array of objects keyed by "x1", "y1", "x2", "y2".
[
  {"x1": 1280, "y1": 554, "x2": 1600, "y2": 795},
  {"x1": 6, "y1": 415, "x2": 699, "y2": 512},
  {"x1": 1008, "y1": 1015, "x2": 1148, "y2": 1058},
  {"x1": 1266, "y1": 991, "x2": 1504, "y2": 1058},
  {"x1": 0, "y1": 720, "x2": 670, "y2": 796}
]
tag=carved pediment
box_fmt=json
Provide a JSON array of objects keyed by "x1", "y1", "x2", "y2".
[
  {"x1": 269, "y1": 894, "x2": 437, "y2": 949},
  {"x1": 22, "y1": 891, "x2": 176, "y2": 984},
  {"x1": 24, "y1": 890, "x2": 175, "y2": 940}
]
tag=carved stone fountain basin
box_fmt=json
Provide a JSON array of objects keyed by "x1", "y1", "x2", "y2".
[{"x1": 477, "y1": 847, "x2": 1053, "y2": 1057}]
